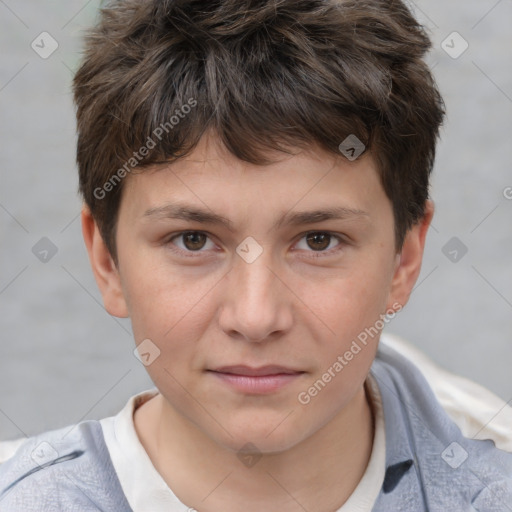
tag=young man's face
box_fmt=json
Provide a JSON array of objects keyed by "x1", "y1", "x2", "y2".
[{"x1": 84, "y1": 133, "x2": 429, "y2": 454}]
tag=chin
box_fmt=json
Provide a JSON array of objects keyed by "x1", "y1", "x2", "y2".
[{"x1": 205, "y1": 414, "x2": 313, "y2": 455}]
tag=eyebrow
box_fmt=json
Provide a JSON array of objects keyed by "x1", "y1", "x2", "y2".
[{"x1": 142, "y1": 203, "x2": 369, "y2": 232}]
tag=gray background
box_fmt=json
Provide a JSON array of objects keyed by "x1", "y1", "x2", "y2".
[{"x1": 0, "y1": 0, "x2": 511, "y2": 442}]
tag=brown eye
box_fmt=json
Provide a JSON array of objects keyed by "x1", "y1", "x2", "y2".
[
  {"x1": 305, "y1": 232, "x2": 331, "y2": 251},
  {"x1": 166, "y1": 231, "x2": 216, "y2": 257},
  {"x1": 182, "y1": 232, "x2": 208, "y2": 251}
]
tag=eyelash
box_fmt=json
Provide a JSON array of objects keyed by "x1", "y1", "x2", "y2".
[{"x1": 164, "y1": 231, "x2": 347, "y2": 259}]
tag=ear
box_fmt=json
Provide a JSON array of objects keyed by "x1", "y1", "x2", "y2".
[
  {"x1": 81, "y1": 206, "x2": 129, "y2": 318},
  {"x1": 386, "y1": 200, "x2": 434, "y2": 311}
]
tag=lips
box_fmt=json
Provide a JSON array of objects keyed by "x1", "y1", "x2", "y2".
[
  {"x1": 207, "y1": 365, "x2": 305, "y2": 394},
  {"x1": 210, "y1": 365, "x2": 303, "y2": 377}
]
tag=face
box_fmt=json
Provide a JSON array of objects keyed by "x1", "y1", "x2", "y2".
[{"x1": 84, "y1": 133, "x2": 429, "y2": 454}]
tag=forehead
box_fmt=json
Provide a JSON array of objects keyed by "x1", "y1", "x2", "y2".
[{"x1": 120, "y1": 133, "x2": 388, "y2": 223}]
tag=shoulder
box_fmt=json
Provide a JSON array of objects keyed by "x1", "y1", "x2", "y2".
[
  {"x1": 0, "y1": 421, "x2": 132, "y2": 512},
  {"x1": 372, "y1": 334, "x2": 512, "y2": 509},
  {"x1": 0, "y1": 439, "x2": 27, "y2": 466},
  {"x1": 379, "y1": 332, "x2": 512, "y2": 452}
]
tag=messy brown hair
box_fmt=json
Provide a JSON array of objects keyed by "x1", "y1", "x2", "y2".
[{"x1": 73, "y1": 0, "x2": 445, "y2": 262}]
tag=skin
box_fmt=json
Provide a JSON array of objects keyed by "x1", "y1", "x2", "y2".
[{"x1": 82, "y1": 132, "x2": 433, "y2": 511}]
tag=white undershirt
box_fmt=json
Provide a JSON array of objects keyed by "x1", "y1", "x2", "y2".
[{"x1": 99, "y1": 373, "x2": 386, "y2": 512}]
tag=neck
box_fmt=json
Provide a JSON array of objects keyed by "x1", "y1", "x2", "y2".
[{"x1": 134, "y1": 383, "x2": 374, "y2": 512}]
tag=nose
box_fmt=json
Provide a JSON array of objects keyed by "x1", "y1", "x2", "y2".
[{"x1": 217, "y1": 251, "x2": 293, "y2": 343}]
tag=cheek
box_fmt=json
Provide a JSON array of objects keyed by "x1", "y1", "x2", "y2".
[
  {"x1": 121, "y1": 261, "x2": 225, "y2": 390},
  {"x1": 306, "y1": 266, "x2": 393, "y2": 345},
  {"x1": 125, "y1": 270, "x2": 212, "y2": 394},
  {"x1": 120, "y1": 254, "x2": 212, "y2": 342},
  {"x1": 294, "y1": 274, "x2": 387, "y2": 417}
]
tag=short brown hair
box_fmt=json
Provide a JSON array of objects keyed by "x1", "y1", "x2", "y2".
[{"x1": 73, "y1": 0, "x2": 445, "y2": 261}]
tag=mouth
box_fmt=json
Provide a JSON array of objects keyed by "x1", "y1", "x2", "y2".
[
  {"x1": 207, "y1": 365, "x2": 305, "y2": 394},
  {"x1": 210, "y1": 365, "x2": 303, "y2": 376}
]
